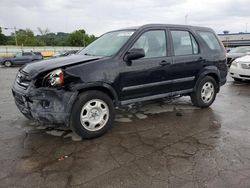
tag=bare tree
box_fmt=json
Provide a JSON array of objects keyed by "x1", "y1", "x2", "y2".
[
  {"x1": 37, "y1": 27, "x2": 50, "y2": 36},
  {"x1": 37, "y1": 27, "x2": 50, "y2": 45}
]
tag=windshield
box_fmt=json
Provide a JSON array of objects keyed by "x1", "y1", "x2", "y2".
[
  {"x1": 79, "y1": 30, "x2": 135, "y2": 57},
  {"x1": 229, "y1": 47, "x2": 250, "y2": 53}
]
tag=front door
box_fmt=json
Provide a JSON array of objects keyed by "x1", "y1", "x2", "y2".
[
  {"x1": 13, "y1": 52, "x2": 31, "y2": 64},
  {"x1": 119, "y1": 29, "x2": 173, "y2": 101}
]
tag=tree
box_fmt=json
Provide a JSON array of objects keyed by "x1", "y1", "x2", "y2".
[
  {"x1": 37, "y1": 27, "x2": 50, "y2": 46},
  {"x1": 67, "y1": 29, "x2": 96, "y2": 46},
  {"x1": 1, "y1": 27, "x2": 96, "y2": 46},
  {"x1": 15, "y1": 29, "x2": 37, "y2": 46},
  {"x1": 67, "y1": 29, "x2": 86, "y2": 46},
  {"x1": 86, "y1": 34, "x2": 96, "y2": 45},
  {"x1": 55, "y1": 32, "x2": 69, "y2": 46},
  {"x1": 0, "y1": 27, "x2": 7, "y2": 45}
]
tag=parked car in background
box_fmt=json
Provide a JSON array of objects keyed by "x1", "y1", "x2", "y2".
[
  {"x1": 53, "y1": 50, "x2": 79, "y2": 58},
  {"x1": 225, "y1": 47, "x2": 233, "y2": 53},
  {"x1": 33, "y1": 52, "x2": 43, "y2": 56},
  {"x1": 0, "y1": 52, "x2": 43, "y2": 67},
  {"x1": 12, "y1": 24, "x2": 227, "y2": 139},
  {"x1": 226, "y1": 46, "x2": 250, "y2": 66},
  {"x1": 229, "y1": 55, "x2": 250, "y2": 81}
]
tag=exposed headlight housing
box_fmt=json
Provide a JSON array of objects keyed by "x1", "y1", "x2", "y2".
[{"x1": 42, "y1": 69, "x2": 64, "y2": 88}]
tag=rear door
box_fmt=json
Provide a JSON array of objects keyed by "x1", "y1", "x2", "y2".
[
  {"x1": 169, "y1": 29, "x2": 204, "y2": 93},
  {"x1": 119, "y1": 29, "x2": 173, "y2": 101},
  {"x1": 14, "y1": 52, "x2": 32, "y2": 64}
]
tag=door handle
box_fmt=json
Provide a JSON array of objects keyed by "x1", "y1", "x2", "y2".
[
  {"x1": 198, "y1": 57, "x2": 205, "y2": 62},
  {"x1": 159, "y1": 60, "x2": 171, "y2": 66}
]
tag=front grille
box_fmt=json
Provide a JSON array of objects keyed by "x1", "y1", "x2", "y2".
[
  {"x1": 241, "y1": 63, "x2": 250, "y2": 69},
  {"x1": 16, "y1": 71, "x2": 31, "y2": 90},
  {"x1": 239, "y1": 74, "x2": 250, "y2": 78},
  {"x1": 14, "y1": 92, "x2": 25, "y2": 105}
]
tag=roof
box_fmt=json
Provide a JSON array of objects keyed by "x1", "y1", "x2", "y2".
[{"x1": 116, "y1": 24, "x2": 212, "y2": 32}]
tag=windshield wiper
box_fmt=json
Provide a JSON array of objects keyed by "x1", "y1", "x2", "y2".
[{"x1": 84, "y1": 53, "x2": 94, "y2": 56}]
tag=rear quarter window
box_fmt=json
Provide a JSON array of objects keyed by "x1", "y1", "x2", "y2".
[{"x1": 198, "y1": 31, "x2": 222, "y2": 51}]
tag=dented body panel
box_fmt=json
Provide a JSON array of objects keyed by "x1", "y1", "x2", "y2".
[{"x1": 13, "y1": 80, "x2": 78, "y2": 126}]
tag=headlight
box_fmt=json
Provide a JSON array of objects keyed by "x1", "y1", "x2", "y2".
[
  {"x1": 231, "y1": 61, "x2": 238, "y2": 67},
  {"x1": 42, "y1": 69, "x2": 64, "y2": 88}
]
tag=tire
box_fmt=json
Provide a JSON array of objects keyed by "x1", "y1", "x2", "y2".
[
  {"x1": 233, "y1": 78, "x2": 242, "y2": 82},
  {"x1": 4, "y1": 61, "x2": 12, "y2": 67},
  {"x1": 190, "y1": 76, "x2": 218, "y2": 108},
  {"x1": 70, "y1": 90, "x2": 114, "y2": 139}
]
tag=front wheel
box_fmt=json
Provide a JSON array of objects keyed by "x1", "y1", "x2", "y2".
[
  {"x1": 4, "y1": 61, "x2": 12, "y2": 67},
  {"x1": 191, "y1": 76, "x2": 218, "y2": 108},
  {"x1": 70, "y1": 90, "x2": 114, "y2": 139}
]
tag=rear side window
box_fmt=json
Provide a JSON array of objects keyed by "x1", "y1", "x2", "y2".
[
  {"x1": 170, "y1": 30, "x2": 198, "y2": 56},
  {"x1": 34, "y1": 52, "x2": 41, "y2": 55},
  {"x1": 198, "y1": 31, "x2": 222, "y2": 51},
  {"x1": 23, "y1": 52, "x2": 32, "y2": 56}
]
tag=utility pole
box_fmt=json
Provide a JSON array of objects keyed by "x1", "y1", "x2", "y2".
[
  {"x1": 14, "y1": 26, "x2": 18, "y2": 46},
  {"x1": 83, "y1": 33, "x2": 85, "y2": 47},
  {"x1": 185, "y1": 14, "x2": 188, "y2": 25}
]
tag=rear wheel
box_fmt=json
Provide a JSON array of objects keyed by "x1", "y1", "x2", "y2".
[
  {"x1": 4, "y1": 61, "x2": 12, "y2": 67},
  {"x1": 70, "y1": 90, "x2": 114, "y2": 139},
  {"x1": 191, "y1": 76, "x2": 218, "y2": 108}
]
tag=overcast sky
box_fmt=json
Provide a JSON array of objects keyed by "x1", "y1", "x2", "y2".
[{"x1": 0, "y1": 0, "x2": 250, "y2": 36}]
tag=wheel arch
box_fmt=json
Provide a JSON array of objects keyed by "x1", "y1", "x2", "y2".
[
  {"x1": 194, "y1": 67, "x2": 221, "y2": 93},
  {"x1": 73, "y1": 82, "x2": 119, "y2": 106},
  {"x1": 4, "y1": 60, "x2": 13, "y2": 66}
]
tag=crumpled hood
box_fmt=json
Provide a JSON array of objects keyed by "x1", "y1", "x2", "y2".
[{"x1": 22, "y1": 54, "x2": 101, "y2": 79}]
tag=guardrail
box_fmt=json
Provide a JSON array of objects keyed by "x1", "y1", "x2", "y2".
[{"x1": 0, "y1": 46, "x2": 83, "y2": 57}]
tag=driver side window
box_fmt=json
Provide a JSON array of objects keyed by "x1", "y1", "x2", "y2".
[{"x1": 132, "y1": 30, "x2": 167, "y2": 58}]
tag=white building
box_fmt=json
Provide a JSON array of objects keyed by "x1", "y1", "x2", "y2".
[{"x1": 218, "y1": 33, "x2": 250, "y2": 47}]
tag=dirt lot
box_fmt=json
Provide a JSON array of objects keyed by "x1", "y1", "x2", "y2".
[{"x1": 0, "y1": 67, "x2": 250, "y2": 188}]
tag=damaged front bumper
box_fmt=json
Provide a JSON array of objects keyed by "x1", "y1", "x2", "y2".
[{"x1": 12, "y1": 79, "x2": 78, "y2": 127}]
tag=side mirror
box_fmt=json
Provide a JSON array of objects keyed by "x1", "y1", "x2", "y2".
[{"x1": 124, "y1": 48, "x2": 145, "y2": 65}]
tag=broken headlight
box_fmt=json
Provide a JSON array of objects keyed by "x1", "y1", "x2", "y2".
[{"x1": 42, "y1": 69, "x2": 64, "y2": 88}]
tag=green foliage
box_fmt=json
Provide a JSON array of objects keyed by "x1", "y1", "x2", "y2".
[
  {"x1": 16, "y1": 29, "x2": 37, "y2": 46},
  {"x1": 0, "y1": 27, "x2": 96, "y2": 47},
  {"x1": 66, "y1": 29, "x2": 96, "y2": 46},
  {"x1": 67, "y1": 29, "x2": 86, "y2": 46},
  {"x1": 0, "y1": 27, "x2": 7, "y2": 45}
]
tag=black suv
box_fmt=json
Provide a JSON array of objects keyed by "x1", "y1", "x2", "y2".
[{"x1": 12, "y1": 24, "x2": 227, "y2": 138}]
